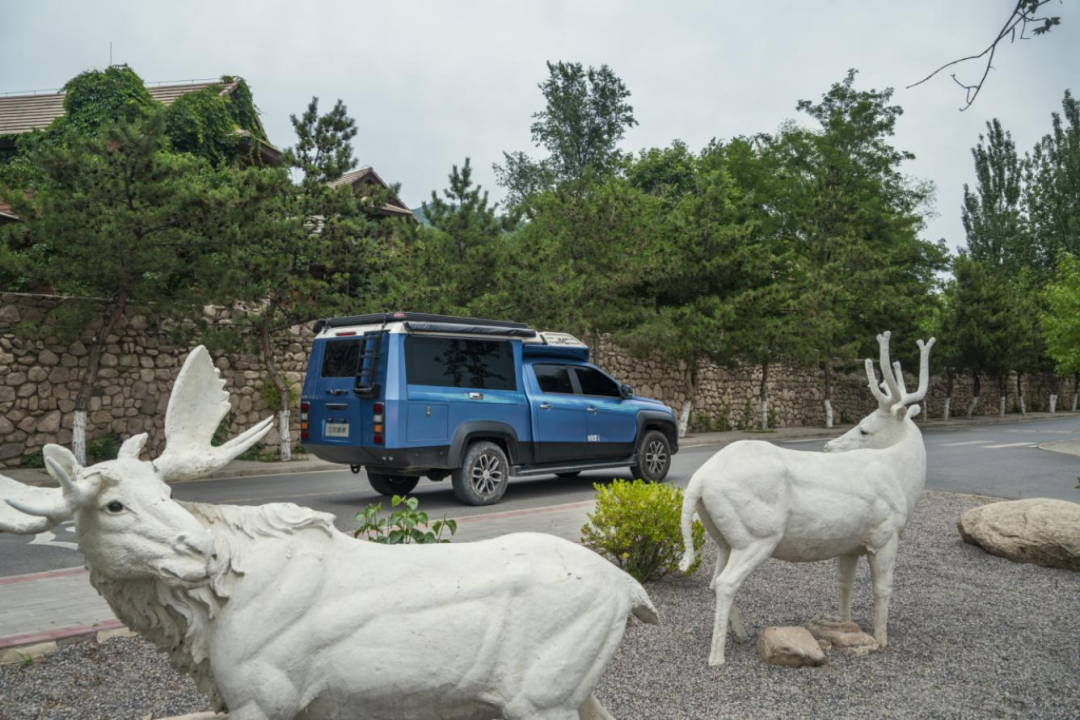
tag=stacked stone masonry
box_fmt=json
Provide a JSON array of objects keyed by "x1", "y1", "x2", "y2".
[{"x1": 1, "y1": 293, "x2": 1076, "y2": 468}]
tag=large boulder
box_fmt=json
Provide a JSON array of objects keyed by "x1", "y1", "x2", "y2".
[{"x1": 958, "y1": 498, "x2": 1080, "y2": 571}]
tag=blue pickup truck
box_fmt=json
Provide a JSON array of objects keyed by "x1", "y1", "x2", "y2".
[{"x1": 300, "y1": 312, "x2": 678, "y2": 505}]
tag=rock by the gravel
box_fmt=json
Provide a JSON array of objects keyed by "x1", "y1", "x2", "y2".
[
  {"x1": 958, "y1": 497, "x2": 1080, "y2": 571},
  {"x1": 806, "y1": 617, "x2": 879, "y2": 656},
  {"x1": 756, "y1": 626, "x2": 826, "y2": 668}
]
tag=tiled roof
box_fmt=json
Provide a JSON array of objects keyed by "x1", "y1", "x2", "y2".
[
  {"x1": 329, "y1": 166, "x2": 416, "y2": 219},
  {"x1": 0, "y1": 81, "x2": 237, "y2": 136}
]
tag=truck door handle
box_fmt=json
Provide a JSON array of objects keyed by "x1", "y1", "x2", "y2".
[
  {"x1": 326, "y1": 389, "x2": 347, "y2": 396},
  {"x1": 587, "y1": 407, "x2": 598, "y2": 414},
  {"x1": 468, "y1": 392, "x2": 484, "y2": 400},
  {"x1": 540, "y1": 403, "x2": 552, "y2": 410}
]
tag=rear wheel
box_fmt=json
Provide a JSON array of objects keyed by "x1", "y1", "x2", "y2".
[
  {"x1": 367, "y1": 472, "x2": 420, "y2": 497},
  {"x1": 452, "y1": 441, "x2": 510, "y2": 506},
  {"x1": 630, "y1": 430, "x2": 672, "y2": 483}
]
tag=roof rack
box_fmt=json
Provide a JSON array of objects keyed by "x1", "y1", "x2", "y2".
[{"x1": 313, "y1": 312, "x2": 531, "y2": 336}]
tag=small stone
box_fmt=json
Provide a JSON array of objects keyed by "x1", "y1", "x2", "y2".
[
  {"x1": 37, "y1": 350, "x2": 59, "y2": 366},
  {"x1": 27, "y1": 366, "x2": 47, "y2": 382},
  {"x1": 757, "y1": 626, "x2": 827, "y2": 668},
  {"x1": 806, "y1": 617, "x2": 879, "y2": 656},
  {"x1": 0, "y1": 444, "x2": 22, "y2": 461}
]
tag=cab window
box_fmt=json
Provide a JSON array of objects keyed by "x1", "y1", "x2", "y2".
[
  {"x1": 533, "y1": 364, "x2": 576, "y2": 394},
  {"x1": 573, "y1": 367, "x2": 621, "y2": 398},
  {"x1": 405, "y1": 336, "x2": 515, "y2": 390}
]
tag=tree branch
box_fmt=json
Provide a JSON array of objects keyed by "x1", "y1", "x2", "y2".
[{"x1": 907, "y1": 0, "x2": 1060, "y2": 111}]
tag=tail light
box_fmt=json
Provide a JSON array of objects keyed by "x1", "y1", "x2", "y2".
[
  {"x1": 373, "y1": 402, "x2": 384, "y2": 445},
  {"x1": 300, "y1": 402, "x2": 309, "y2": 441}
]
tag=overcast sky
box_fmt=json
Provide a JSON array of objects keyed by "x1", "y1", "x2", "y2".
[{"x1": 1, "y1": 0, "x2": 1075, "y2": 251}]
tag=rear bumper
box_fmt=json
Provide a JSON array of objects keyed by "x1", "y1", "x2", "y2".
[{"x1": 302, "y1": 442, "x2": 451, "y2": 473}]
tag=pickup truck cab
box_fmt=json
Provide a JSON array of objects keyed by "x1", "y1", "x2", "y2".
[{"x1": 301, "y1": 312, "x2": 678, "y2": 505}]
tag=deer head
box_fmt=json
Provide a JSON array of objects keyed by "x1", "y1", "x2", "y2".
[
  {"x1": 824, "y1": 332, "x2": 935, "y2": 453},
  {"x1": 0, "y1": 347, "x2": 272, "y2": 587}
]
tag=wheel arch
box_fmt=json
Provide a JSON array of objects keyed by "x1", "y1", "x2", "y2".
[
  {"x1": 448, "y1": 421, "x2": 521, "y2": 467},
  {"x1": 636, "y1": 411, "x2": 679, "y2": 452}
]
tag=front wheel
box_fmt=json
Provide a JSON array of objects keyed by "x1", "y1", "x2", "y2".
[
  {"x1": 368, "y1": 472, "x2": 420, "y2": 497},
  {"x1": 452, "y1": 441, "x2": 510, "y2": 506},
  {"x1": 630, "y1": 430, "x2": 672, "y2": 483}
]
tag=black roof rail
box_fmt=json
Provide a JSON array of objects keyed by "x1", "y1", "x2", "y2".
[{"x1": 317, "y1": 312, "x2": 531, "y2": 332}]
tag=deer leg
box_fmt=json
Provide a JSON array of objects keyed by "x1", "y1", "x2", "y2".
[
  {"x1": 708, "y1": 541, "x2": 776, "y2": 666},
  {"x1": 837, "y1": 554, "x2": 858, "y2": 621},
  {"x1": 579, "y1": 695, "x2": 616, "y2": 720},
  {"x1": 868, "y1": 537, "x2": 899, "y2": 647},
  {"x1": 700, "y1": 510, "x2": 748, "y2": 643}
]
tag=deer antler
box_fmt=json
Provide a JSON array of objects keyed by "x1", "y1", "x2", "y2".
[
  {"x1": 864, "y1": 333, "x2": 936, "y2": 414},
  {"x1": 0, "y1": 446, "x2": 100, "y2": 534},
  {"x1": 154, "y1": 346, "x2": 273, "y2": 482}
]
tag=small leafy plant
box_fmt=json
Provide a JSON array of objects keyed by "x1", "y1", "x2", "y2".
[
  {"x1": 581, "y1": 479, "x2": 705, "y2": 583},
  {"x1": 354, "y1": 495, "x2": 458, "y2": 544}
]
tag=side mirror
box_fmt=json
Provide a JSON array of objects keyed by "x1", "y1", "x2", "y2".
[{"x1": 619, "y1": 384, "x2": 634, "y2": 399}]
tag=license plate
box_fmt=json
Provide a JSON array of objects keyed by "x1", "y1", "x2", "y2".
[{"x1": 324, "y1": 423, "x2": 349, "y2": 438}]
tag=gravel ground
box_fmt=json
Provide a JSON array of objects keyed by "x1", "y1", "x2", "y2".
[
  {"x1": 595, "y1": 491, "x2": 1080, "y2": 719},
  {"x1": 1, "y1": 491, "x2": 1077, "y2": 720}
]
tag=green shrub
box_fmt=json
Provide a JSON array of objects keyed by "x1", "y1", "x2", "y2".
[
  {"x1": 260, "y1": 381, "x2": 299, "y2": 411},
  {"x1": 354, "y1": 495, "x2": 457, "y2": 544},
  {"x1": 87, "y1": 432, "x2": 121, "y2": 464},
  {"x1": 581, "y1": 479, "x2": 704, "y2": 583},
  {"x1": 20, "y1": 451, "x2": 45, "y2": 469}
]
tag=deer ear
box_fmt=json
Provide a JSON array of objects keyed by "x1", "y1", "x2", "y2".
[
  {"x1": 118, "y1": 433, "x2": 149, "y2": 460},
  {"x1": 906, "y1": 404, "x2": 921, "y2": 420},
  {"x1": 42, "y1": 444, "x2": 80, "y2": 482}
]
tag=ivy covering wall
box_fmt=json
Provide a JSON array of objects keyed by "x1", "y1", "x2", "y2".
[{"x1": 5, "y1": 66, "x2": 268, "y2": 169}]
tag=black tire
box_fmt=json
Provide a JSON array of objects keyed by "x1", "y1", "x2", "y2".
[
  {"x1": 367, "y1": 472, "x2": 420, "y2": 497},
  {"x1": 452, "y1": 441, "x2": 510, "y2": 506},
  {"x1": 630, "y1": 429, "x2": 672, "y2": 483},
  {"x1": 555, "y1": 471, "x2": 581, "y2": 478}
]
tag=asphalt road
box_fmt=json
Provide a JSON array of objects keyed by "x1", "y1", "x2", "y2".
[{"x1": 2, "y1": 415, "x2": 1078, "y2": 577}]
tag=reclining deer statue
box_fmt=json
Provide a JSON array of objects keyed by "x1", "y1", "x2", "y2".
[
  {"x1": 678, "y1": 331, "x2": 934, "y2": 665},
  {"x1": 0, "y1": 346, "x2": 656, "y2": 720}
]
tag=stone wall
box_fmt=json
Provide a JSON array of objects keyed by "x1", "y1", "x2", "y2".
[
  {"x1": 0, "y1": 293, "x2": 311, "y2": 467},
  {"x1": 2, "y1": 292, "x2": 1077, "y2": 468}
]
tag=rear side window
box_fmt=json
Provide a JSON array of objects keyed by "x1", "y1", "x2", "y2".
[
  {"x1": 406, "y1": 336, "x2": 516, "y2": 390},
  {"x1": 533, "y1": 364, "x2": 576, "y2": 394},
  {"x1": 573, "y1": 367, "x2": 621, "y2": 397},
  {"x1": 321, "y1": 339, "x2": 361, "y2": 378}
]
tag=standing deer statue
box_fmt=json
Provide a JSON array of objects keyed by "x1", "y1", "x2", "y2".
[
  {"x1": 678, "y1": 331, "x2": 934, "y2": 665},
  {"x1": 0, "y1": 347, "x2": 656, "y2": 720}
]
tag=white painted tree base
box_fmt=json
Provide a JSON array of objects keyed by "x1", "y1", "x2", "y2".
[
  {"x1": 967, "y1": 396, "x2": 979, "y2": 418},
  {"x1": 1050, "y1": 394, "x2": 1058, "y2": 414},
  {"x1": 72, "y1": 410, "x2": 87, "y2": 466},
  {"x1": 278, "y1": 410, "x2": 291, "y2": 462},
  {"x1": 678, "y1": 400, "x2": 692, "y2": 437},
  {"x1": 942, "y1": 397, "x2": 951, "y2": 421},
  {"x1": 823, "y1": 399, "x2": 833, "y2": 429},
  {"x1": 999, "y1": 397, "x2": 1007, "y2": 416},
  {"x1": 760, "y1": 399, "x2": 769, "y2": 431}
]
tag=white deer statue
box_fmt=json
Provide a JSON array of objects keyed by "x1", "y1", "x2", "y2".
[
  {"x1": 678, "y1": 331, "x2": 934, "y2": 665},
  {"x1": 0, "y1": 346, "x2": 656, "y2": 720}
]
